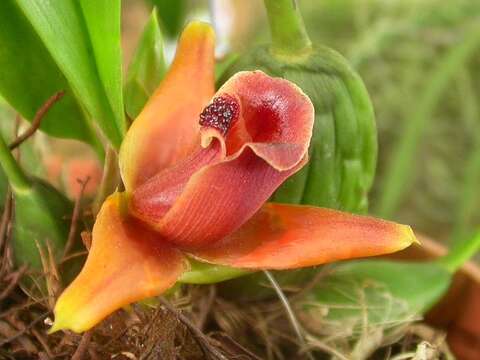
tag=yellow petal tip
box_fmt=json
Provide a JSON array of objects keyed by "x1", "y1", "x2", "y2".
[
  {"x1": 184, "y1": 20, "x2": 215, "y2": 36},
  {"x1": 401, "y1": 225, "x2": 420, "y2": 247},
  {"x1": 180, "y1": 21, "x2": 215, "y2": 46},
  {"x1": 48, "y1": 313, "x2": 91, "y2": 334},
  {"x1": 48, "y1": 313, "x2": 72, "y2": 334},
  {"x1": 49, "y1": 294, "x2": 95, "y2": 334}
]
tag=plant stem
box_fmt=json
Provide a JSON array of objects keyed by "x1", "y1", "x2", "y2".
[
  {"x1": 0, "y1": 134, "x2": 31, "y2": 194},
  {"x1": 263, "y1": 0, "x2": 312, "y2": 56},
  {"x1": 440, "y1": 229, "x2": 480, "y2": 273}
]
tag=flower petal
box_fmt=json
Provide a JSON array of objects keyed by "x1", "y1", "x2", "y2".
[
  {"x1": 128, "y1": 141, "x2": 223, "y2": 221},
  {"x1": 200, "y1": 71, "x2": 314, "y2": 169},
  {"x1": 119, "y1": 21, "x2": 215, "y2": 191},
  {"x1": 51, "y1": 193, "x2": 185, "y2": 333},
  {"x1": 130, "y1": 71, "x2": 315, "y2": 249},
  {"x1": 189, "y1": 203, "x2": 417, "y2": 269}
]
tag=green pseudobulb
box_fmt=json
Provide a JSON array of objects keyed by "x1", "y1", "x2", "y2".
[
  {"x1": 215, "y1": 0, "x2": 378, "y2": 296},
  {"x1": 220, "y1": 45, "x2": 377, "y2": 214}
]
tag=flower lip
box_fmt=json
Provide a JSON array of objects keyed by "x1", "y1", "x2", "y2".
[{"x1": 199, "y1": 94, "x2": 240, "y2": 136}]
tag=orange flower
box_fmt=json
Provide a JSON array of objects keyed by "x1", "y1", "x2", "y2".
[{"x1": 51, "y1": 22, "x2": 416, "y2": 333}]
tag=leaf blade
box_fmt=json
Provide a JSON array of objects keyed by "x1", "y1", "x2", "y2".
[
  {"x1": 301, "y1": 260, "x2": 452, "y2": 337},
  {"x1": 13, "y1": 0, "x2": 125, "y2": 148},
  {"x1": 79, "y1": 0, "x2": 125, "y2": 135},
  {"x1": 124, "y1": 11, "x2": 167, "y2": 119},
  {"x1": 0, "y1": 0, "x2": 98, "y2": 147}
]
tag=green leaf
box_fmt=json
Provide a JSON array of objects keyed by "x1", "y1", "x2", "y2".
[
  {"x1": 215, "y1": 53, "x2": 240, "y2": 82},
  {"x1": 179, "y1": 259, "x2": 252, "y2": 284},
  {"x1": 0, "y1": 130, "x2": 81, "y2": 292},
  {"x1": 125, "y1": 11, "x2": 166, "y2": 119},
  {"x1": 0, "y1": 106, "x2": 46, "y2": 204},
  {"x1": 12, "y1": 0, "x2": 125, "y2": 149},
  {"x1": 13, "y1": 177, "x2": 85, "y2": 296},
  {"x1": 0, "y1": 129, "x2": 69, "y2": 266},
  {"x1": 0, "y1": 0, "x2": 99, "y2": 148},
  {"x1": 150, "y1": 0, "x2": 187, "y2": 38},
  {"x1": 78, "y1": 0, "x2": 125, "y2": 138},
  {"x1": 12, "y1": 179, "x2": 73, "y2": 271},
  {"x1": 301, "y1": 260, "x2": 451, "y2": 340},
  {"x1": 441, "y1": 229, "x2": 480, "y2": 273}
]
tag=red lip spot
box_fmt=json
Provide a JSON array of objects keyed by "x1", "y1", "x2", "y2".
[{"x1": 199, "y1": 95, "x2": 239, "y2": 135}]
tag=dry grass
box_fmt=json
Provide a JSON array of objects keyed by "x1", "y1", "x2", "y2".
[
  {"x1": 0, "y1": 268, "x2": 455, "y2": 359},
  {"x1": 0, "y1": 170, "x2": 454, "y2": 360}
]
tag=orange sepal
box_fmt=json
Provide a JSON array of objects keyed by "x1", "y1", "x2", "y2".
[
  {"x1": 190, "y1": 203, "x2": 417, "y2": 269},
  {"x1": 51, "y1": 193, "x2": 186, "y2": 333},
  {"x1": 119, "y1": 21, "x2": 215, "y2": 191}
]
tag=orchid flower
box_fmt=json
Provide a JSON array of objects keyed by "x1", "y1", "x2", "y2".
[{"x1": 51, "y1": 22, "x2": 416, "y2": 333}]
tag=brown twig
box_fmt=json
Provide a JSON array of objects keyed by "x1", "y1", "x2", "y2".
[
  {"x1": 34, "y1": 239, "x2": 60, "y2": 308},
  {"x1": 0, "y1": 298, "x2": 46, "y2": 320},
  {"x1": 0, "y1": 348, "x2": 15, "y2": 360},
  {"x1": 31, "y1": 327, "x2": 54, "y2": 358},
  {"x1": 0, "y1": 191, "x2": 14, "y2": 280},
  {"x1": 62, "y1": 177, "x2": 90, "y2": 259},
  {"x1": 38, "y1": 352, "x2": 50, "y2": 360},
  {"x1": 71, "y1": 330, "x2": 93, "y2": 360},
  {"x1": 0, "y1": 190, "x2": 12, "y2": 255},
  {"x1": 0, "y1": 310, "x2": 50, "y2": 347},
  {"x1": 158, "y1": 297, "x2": 228, "y2": 360},
  {"x1": 210, "y1": 332, "x2": 264, "y2": 360},
  {"x1": 0, "y1": 265, "x2": 27, "y2": 301},
  {"x1": 0, "y1": 320, "x2": 38, "y2": 353},
  {"x1": 9, "y1": 91, "x2": 65, "y2": 150},
  {"x1": 197, "y1": 285, "x2": 216, "y2": 331},
  {"x1": 59, "y1": 250, "x2": 88, "y2": 265},
  {"x1": 142, "y1": 304, "x2": 164, "y2": 337},
  {"x1": 98, "y1": 326, "x2": 130, "y2": 352}
]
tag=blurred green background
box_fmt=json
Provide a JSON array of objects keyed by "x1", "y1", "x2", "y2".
[{"x1": 300, "y1": 0, "x2": 480, "y2": 251}]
